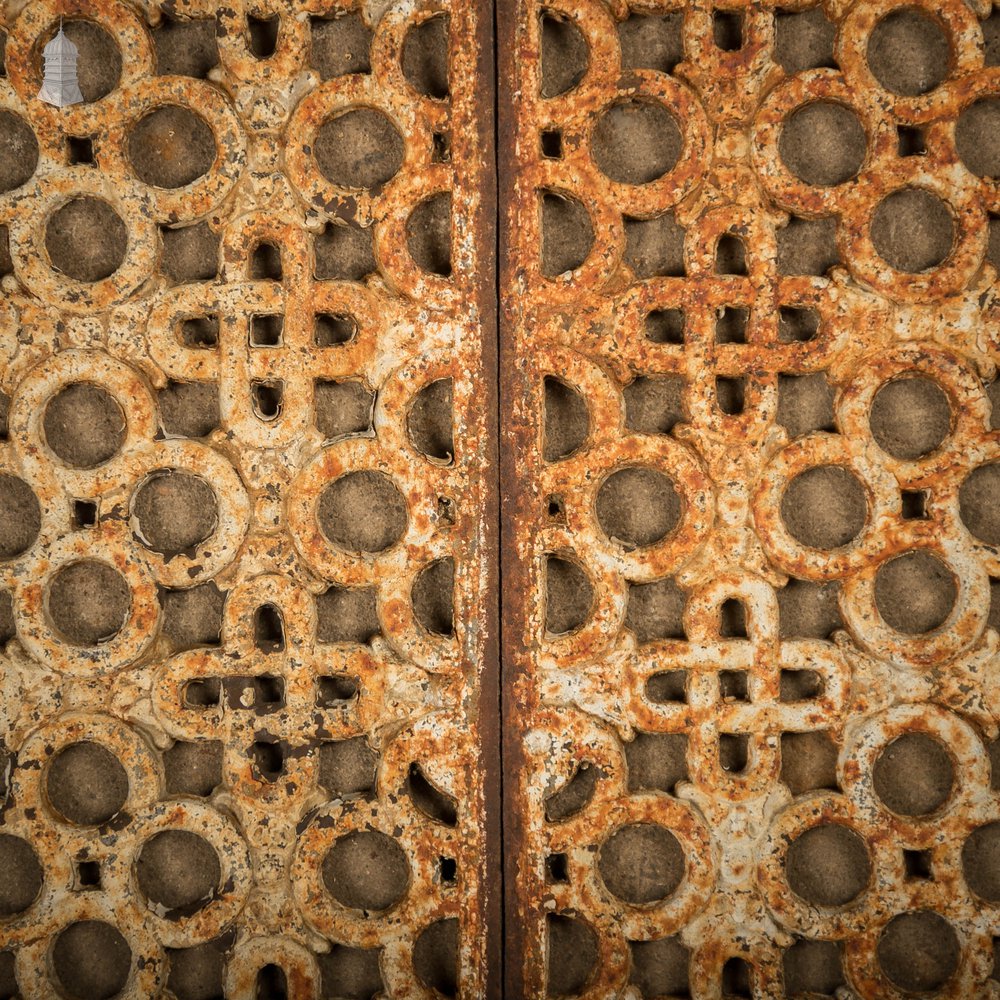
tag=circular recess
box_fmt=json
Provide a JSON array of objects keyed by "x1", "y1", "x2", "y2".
[
  {"x1": 956, "y1": 98, "x2": 1000, "y2": 178},
  {"x1": 867, "y1": 9, "x2": 950, "y2": 96},
  {"x1": 785, "y1": 824, "x2": 871, "y2": 905},
  {"x1": 596, "y1": 468, "x2": 681, "y2": 548},
  {"x1": 0, "y1": 475, "x2": 41, "y2": 558},
  {"x1": 869, "y1": 376, "x2": 950, "y2": 459},
  {"x1": 591, "y1": 100, "x2": 682, "y2": 185},
  {"x1": 128, "y1": 105, "x2": 216, "y2": 188},
  {"x1": 597, "y1": 823, "x2": 685, "y2": 904},
  {"x1": 52, "y1": 920, "x2": 132, "y2": 1000},
  {"x1": 44, "y1": 383, "x2": 126, "y2": 468},
  {"x1": 0, "y1": 110, "x2": 39, "y2": 191},
  {"x1": 137, "y1": 830, "x2": 220, "y2": 910},
  {"x1": 45, "y1": 198, "x2": 128, "y2": 283},
  {"x1": 962, "y1": 822, "x2": 1000, "y2": 901},
  {"x1": 874, "y1": 550, "x2": 957, "y2": 635},
  {"x1": 322, "y1": 830, "x2": 410, "y2": 911},
  {"x1": 132, "y1": 471, "x2": 217, "y2": 557},
  {"x1": 0, "y1": 834, "x2": 43, "y2": 914},
  {"x1": 47, "y1": 561, "x2": 131, "y2": 646},
  {"x1": 780, "y1": 466, "x2": 867, "y2": 549},
  {"x1": 871, "y1": 189, "x2": 953, "y2": 273},
  {"x1": 314, "y1": 109, "x2": 404, "y2": 189},
  {"x1": 779, "y1": 102, "x2": 866, "y2": 186},
  {"x1": 872, "y1": 732, "x2": 954, "y2": 816},
  {"x1": 959, "y1": 463, "x2": 1000, "y2": 544},
  {"x1": 47, "y1": 741, "x2": 129, "y2": 825},
  {"x1": 545, "y1": 554, "x2": 593, "y2": 635},
  {"x1": 317, "y1": 471, "x2": 408, "y2": 553},
  {"x1": 877, "y1": 911, "x2": 959, "y2": 993}
]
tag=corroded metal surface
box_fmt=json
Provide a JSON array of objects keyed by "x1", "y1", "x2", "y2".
[
  {"x1": 500, "y1": 0, "x2": 1000, "y2": 996},
  {"x1": 0, "y1": 1, "x2": 497, "y2": 997}
]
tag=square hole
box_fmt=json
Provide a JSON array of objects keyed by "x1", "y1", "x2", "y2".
[
  {"x1": 902, "y1": 489, "x2": 928, "y2": 519},
  {"x1": 253, "y1": 675, "x2": 284, "y2": 709},
  {"x1": 647, "y1": 669, "x2": 687, "y2": 703},
  {"x1": 180, "y1": 314, "x2": 219, "y2": 349},
  {"x1": 184, "y1": 677, "x2": 220, "y2": 708},
  {"x1": 713, "y1": 10, "x2": 743, "y2": 49},
  {"x1": 716, "y1": 375, "x2": 746, "y2": 415},
  {"x1": 250, "y1": 314, "x2": 283, "y2": 347},
  {"x1": 780, "y1": 668, "x2": 823, "y2": 702},
  {"x1": 67, "y1": 135, "x2": 94, "y2": 165},
  {"x1": 432, "y1": 131, "x2": 451, "y2": 162},
  {"x1": 546, "y1": 853, "x2": 569, "y2": 883},
  {"x1": 719, "y1": 733, "x2": 749, "y2": 773},
  {"x1": 715, "y1": 306, "x2": 748, "y2": 344},
  {"x1": 314, "y1": 312, "x2": 357, "y2": 346},
  {"x1": 436, "y1": 496, "x2": 456, "y2": 525},
  {"x1": 897, "y1": 125, "x2": 926, "y2": 157},
  {"x1": 720, "y1": 598, "x2": 747, "y2": 637},
  {"x1": 719, "y1": 669, "x2": 748, "y2": 701},
  {"x1": 319, "y1": 736, "x2": 377, "y2": 798},
  {"x1": 251, "y1": 380, "x2": 284, "y2": 421},
  {"x1": 439, "y1": 856, "x2": 458, "y2": 884},
  {"x1": 317, "y1": 674, "x2": 359, "y2": 706},
  {"x1": 904, "y1": 848, "x2": 933, "y2": 880},
  {"x1": 315, "y1": 380, "x2": 374, "y2": 439},
  {"x1": 547, "y1": 494, "x2": 565, "y2": 520},
  {"x1": 75, "y1": 859, "x2": 101, "y2": 889},
  {"x1": 778, "y1": 305, "x2": 819, "y2": 342},
  {"x1": 251, "y1": 740, "x2": 284, "y2": 782},
  {"x1": 645, "y1": 307, "x2": 684, "y2": 344},
  {"x1": 73, "y1": 499, "x2": 97, "y2": 529},
  {"x1": 541, "y1": 130, "x2": 563, "y2": 158}
]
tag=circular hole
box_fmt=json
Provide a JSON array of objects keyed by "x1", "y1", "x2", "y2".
[
  {"x1": 137, "y1": 830, "x2": 220, "y2": 911},
  {"x1": 322, "y1": 830, "x2": 410, "y2": 911},
  {"x1": 780, "y1": 466, "x2": 867, "y2": 549},
  {"x1": 44, "y1": 383, "x2": 126, "y2": 468},
  {"x1": 317, "y1": 471, "x2": 408, "y2": 553},
  {"x1": 867, "y1": 8, "x2": 950, "y2": 96},
  {"x1": 401, "y1": 14, "x2": 450, "y2": 98},
  {"x1": 873, "y1": 732, "x2": 954, "y2": 815},
  {"x1": 871, "y1": 188, "x2": 953, "y2": 273},
  {"x1": 869, "y1": 375, "x2": 950, "y2": 459},
  {"x1": 596, "y1": 468, "x2": 681, "y2": 548},
  {"x1": 785, "y1": 824, "x2": 871, "y2": 906},
  {"x1": 874, "y1": 550, "x2": 957, "y2": 635},
  {"x1": 591, "y1": 100, "x2": 681, "y2": 185},
  {"x1": 959, "y1": 463, "x2": 1000, "y2": 545},
  {"x1": 877, "y1": 911, "x2": 959, "y2": 993},
  {"x1": 956, "y1": 98, "x2": 1000, "y2": 178},
  {"x1": 47, "y1": 560, "x2": 131, "y2": 646},
  {"x1": 54, "y1": 20, "x2": 122, "y2": 103},
  {"x1": 0, "y1": 110, "x2": 39, "y2": 192},
  {"x1": 779, "y1": 102, "x2": 866, "y2": 186},
  {"x1": 45, "y1": 198, "x2": 128, "y2": 283},
  {"x1": 52, "y1": 920, "x2": 132, "y2": 1000},
  {"x1": 128, "y1": 105, "x2": 216, "y2": 189},
  {"x1": 47, "y1": 741, "x2": 128, "y2": 825},
  {"x1": 0, "y1": 834, "x2": 43, "y2": 914},
  {"x1": 413, "y1": 917, "x2": 459, "y2": 998},
  {"x1": 545, "y1": 555, "x2": 593, "y2": 635},
  {"x1": 314, "y1": 108, "x2": 404, "y2": 189},
  {"x1": 0, "y1": 475, "x2": 41, "y2": 558},
  {"x1": 132, "y1": 471, "x2": 217, "y2": 557},
  {"x1": 598, "y1": 823, "x2": 684, "y2": 904},
  {"x1": 962, "y1": 822, "x2": 1000, "y2": 901},
  {"x1": 406, "y1": 193, "x2": 452, "y2": 276}
]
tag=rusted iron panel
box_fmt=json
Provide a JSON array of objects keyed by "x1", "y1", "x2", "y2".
[
  {"x1": 500, "y1": 0, "x2": 1000, "y2": 996},
  {"x1": 0, "y1": 1, "x2": 497, "y2": 998}
]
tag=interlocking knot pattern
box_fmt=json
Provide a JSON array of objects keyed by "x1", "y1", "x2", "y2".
[
  {"x1": 501, "y1": 0, "x2": 1000, "y2": 996},
  {"x1": 0, "y1": 2, "x2": 494, "y2": 998}
]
